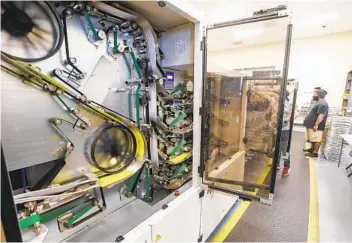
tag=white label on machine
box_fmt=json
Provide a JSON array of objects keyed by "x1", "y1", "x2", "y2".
[{"x1": 175, "y1": 37, "x2": 188, "y2": 57}]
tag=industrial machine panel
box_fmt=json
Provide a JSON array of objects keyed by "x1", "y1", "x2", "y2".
[{"x1": 0, "y1": 1, "x2": 197, "y2": 241}]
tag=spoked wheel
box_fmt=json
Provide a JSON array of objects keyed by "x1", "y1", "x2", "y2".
[
  {"x1": 90, "y1": 125, "x2": 137, "y2": 174},
  {"x1": 1, "y1": 1, "x2": 63, "y2": 62}
]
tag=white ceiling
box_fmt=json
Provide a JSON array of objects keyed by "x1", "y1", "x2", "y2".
[{"x1": 190, "y1": 0, "x2": 352, "y2": 50}]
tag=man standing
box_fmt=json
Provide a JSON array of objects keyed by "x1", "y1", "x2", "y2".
[
  {"x1": 304, "y1": 89, "x2": 329, "y2": 157},
  {"x1": 303, "y1": 87, "x2": 321, "y2": 143},
  {"x1": 280, "y1": 90, "x2": 292, "y2": 176}
]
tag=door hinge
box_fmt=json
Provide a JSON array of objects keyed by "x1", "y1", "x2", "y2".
[
  {"x1": 200, "y1": 40, "x2": 204, "y2": 51},
  {"x1": 115, "y1": 236, "x2": 124, "y2": 242},
  {"x1": 198, "y1": 234, "x2": 203, "y2": 242},
  {"x1": 260, "y1": 193, "x2": 274, "y2": 205},
  {"x1": 198, "y1": 165, "x2": 203, "y2": 175},
  {"x1": 199, "y1": 189, "x2": 205, "y2": 198}
]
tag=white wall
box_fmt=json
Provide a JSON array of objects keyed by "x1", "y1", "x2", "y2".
[{"x1": 208, "y1": 31, "x2": 352, "y2": 109}]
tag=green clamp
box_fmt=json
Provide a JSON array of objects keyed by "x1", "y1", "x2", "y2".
[
  {"x1": 65, "y1": 204, "x2": 94, "y2": 227},
  {"x1": 170, "y1": 163, "x2": 187, "y2": 179},
  {"x1": 19, "y1": 213, "x2": 41, "y2": 229},
  {"x1": 171, "y1": 84, "x2": 185, "y2": 95},
  {"x1": 169, "y1": 139, "x2": 186, "y2": 156},
  {"x1": 169, "y1": 111, "x2": 186, "y2": 126}
]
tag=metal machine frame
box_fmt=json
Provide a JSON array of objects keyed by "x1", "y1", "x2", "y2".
[{"x1": 1, "y1": 2, "x2": 294, "y2": 242}]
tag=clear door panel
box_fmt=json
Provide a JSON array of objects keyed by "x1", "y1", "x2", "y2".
[
  {"x1": 203, "y1": 74, "x2": 246, "y2": 191},
  {"x1": 202, "y1": 16, "x2": 291, "y2": 200}
]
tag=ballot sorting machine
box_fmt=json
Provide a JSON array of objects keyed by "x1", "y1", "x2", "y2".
[{"x1": 1, "y1": 2, "x2": 292, "y2": 242}]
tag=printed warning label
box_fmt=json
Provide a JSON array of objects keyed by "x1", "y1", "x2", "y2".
[{"x1": 175, "y1": 37, "x2": 188, "y2": 57}]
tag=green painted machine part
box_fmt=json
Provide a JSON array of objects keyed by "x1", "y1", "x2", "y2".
[
  {"x1": 123, "y1": 53, "x2": 132, "y2": 76},
  {"x1": 113, "y1": 29, "x2": 118, "y2": 54},
  {"x1": 169, "y1": 139, "x2": 186, "y2": 156},
  {"x1": 125, "y1": 169, "x2": 141, "y2": 197},
  {"x1": 65, "y1": 204, "x2": 94, "y2": 227},
  {"x1": 40, "y1": 197, "x2": 89, "y2": 223},
  {"x1": 129, "y1": 52, "x2": 143, "y2": 79},
  {"x1": 19, "y1": 213, "x2": 41, "y2": 229},
  {"x1": 135, "y1": 84, "x2": 142, "y2": 127},
  {"x1": 144, "y1": 166, "x2": 151, "y2": 201},
  {"x1": 170, "y1": 84, "x2": 185, "y2": 95},
  {"x1": 169, "y1": 111, "x2": 186, "y2": 126},
  {"x1": 18, "y1": 197, "x2": 91, "y2": 229},
  {"x1": 83, "y1": 11, "x2": 99, "y2": 41},
  {"x1": 170, "y1": 163, "x2": 187, "y2": 179}
]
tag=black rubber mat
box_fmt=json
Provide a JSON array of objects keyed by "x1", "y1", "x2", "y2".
[{"x1": 225, "y1": 132, "x2": 310, "y2": 242}]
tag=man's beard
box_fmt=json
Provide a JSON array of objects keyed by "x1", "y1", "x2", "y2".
[{"x1": 313, "y1": 96, "x2": 319, "y2": 101}]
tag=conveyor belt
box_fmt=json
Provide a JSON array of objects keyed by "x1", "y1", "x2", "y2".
[{"x1": 226, "y1": 132, "x2": 310, "y2": 242}]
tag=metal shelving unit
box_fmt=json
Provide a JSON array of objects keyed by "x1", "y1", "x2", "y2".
[{"x1": 342, "y1": 70, "x2": 352, "y2": 116}]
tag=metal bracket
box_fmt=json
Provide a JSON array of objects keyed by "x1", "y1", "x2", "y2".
[
  {"x1": 199, "y1": 189, "x2": 205, "y2": 198},
  {"x1": 200, "y1": 40, "x2": 204, "y2": 51},
  {"x1": 198, "y1": 234, "x2": 203, "y2": 242},
  {"x1": 197, "y1": 165, "x2": 202, "y2": 175},
  {"x1": 203, "y1": 25, "x2": 210, "y2": 36},
  {"x1": 115, "y1": 236, "x2": 124, "y2": 242},
  {"x1": 253, "y1": 5, "x2": 287, "y2": 16},
  {"x1": 259, "y1": 193, "x2": 274, "y2": 205}
]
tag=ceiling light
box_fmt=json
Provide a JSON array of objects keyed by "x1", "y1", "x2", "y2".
[
  {"x1": 234, "y1": 28, "x2": 264, "y2": 39},
  {"x1": 308, "y1": 12, "x2": 339, "y2": 25}
]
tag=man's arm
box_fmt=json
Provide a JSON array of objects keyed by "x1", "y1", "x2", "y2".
[
  {"x1": 313, "y1": 104, "x2": 327, "y2": 131},
  {"x1": 313, "y1": 114, "x2": 325, "y2": 131}
]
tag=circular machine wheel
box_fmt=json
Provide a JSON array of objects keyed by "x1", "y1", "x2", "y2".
[
  {"x1": 89, "y1": 125, "x2": 137, "y2": 174},
  {"x1": 1, "y1": 1, "x2": 63, "y2": 62}
]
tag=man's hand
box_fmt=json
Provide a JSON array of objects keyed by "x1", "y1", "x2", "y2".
[{"x1": 313, "y1": 125, "x2": 318, "y2": 131}]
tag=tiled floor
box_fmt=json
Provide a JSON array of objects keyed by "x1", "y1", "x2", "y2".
[
  {"x1": 224, "y1": 129, "x2": 352, "y2": 242},
  {"x1": 225, "y1": 132, "x2": 310, "y2": 242},
  {"x1": 315, "y1": 156, "x2": 352, "y2": 242}
]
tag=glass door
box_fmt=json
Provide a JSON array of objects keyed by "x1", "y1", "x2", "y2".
[{"x1": 201, "y1": 10, "x2": 292, "y2": 203}]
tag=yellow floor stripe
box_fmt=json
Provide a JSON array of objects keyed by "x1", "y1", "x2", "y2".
[
  {"x1": 305, "y1": 142, "x2": 311, "y2": 159},
  {"x1": 210, "y1": 201, "x2": 251, "y2": 242},
  {"x1": 307, "y1": 158, "x2": 320, "y2": 242},
  {"x1": 210, "y1": 157, "x2": 272, "y2": 242}
]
